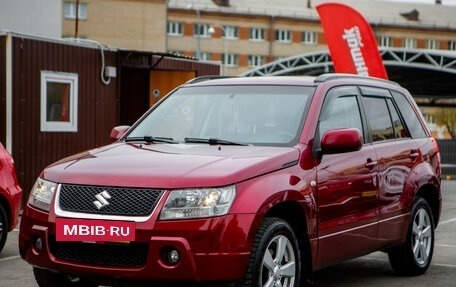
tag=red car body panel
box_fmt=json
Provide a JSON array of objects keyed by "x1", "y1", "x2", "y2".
[
  {"x1": 43, "y1": 144, "x2": 301, "y2": 188},
  {"x1": 0, "y1": 142, "x2": 22, "y2": 233}
]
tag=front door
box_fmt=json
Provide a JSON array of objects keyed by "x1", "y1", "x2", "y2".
[{"x1": 315, "y1": 86, "x2": 379, "y2": 268}]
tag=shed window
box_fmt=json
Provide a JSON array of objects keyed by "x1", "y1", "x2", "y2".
[{"x1": 41, "y1": 71, "x2": 78, "y2": 132}]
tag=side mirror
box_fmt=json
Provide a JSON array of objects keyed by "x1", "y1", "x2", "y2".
[
  {"x1": 321, "y1": 128, "x2": 363, "y2": 154},
  {"x1": 109, "y1": 125, "x2": 130, "y2": 143}
]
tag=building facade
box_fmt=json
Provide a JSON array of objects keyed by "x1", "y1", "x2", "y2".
[
  {"x1": 61, "y1": 0, "x2": 456, "y2": 76},
  {"x1": 0, "y1": 0, "x2": 61, "y2": 38},
  {"x1": 166, "y1": 0, "x2": 456, "y2": 76},
  {"x1": 62, "y1": 0, "x2": 167, "y2": 51}
]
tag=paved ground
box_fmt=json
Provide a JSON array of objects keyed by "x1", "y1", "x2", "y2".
[{"x1": 1, "y1": 180, "x2": 455, "y2": 287}]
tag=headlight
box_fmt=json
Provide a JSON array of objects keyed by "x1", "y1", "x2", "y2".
[
  {"x1": 159, "y1": 185, "x2": 236, "y2": 220},
  {"x1": 28, "y1": 178, "x2": 58, "y2": 211}
]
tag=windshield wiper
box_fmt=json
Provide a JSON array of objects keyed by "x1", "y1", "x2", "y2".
[
  {"x1": 124, "y1": 136, "x2": 178, "y2": 144},
  {"x1": 184, "y1": 137, "x2": 250, "y2": 146}
]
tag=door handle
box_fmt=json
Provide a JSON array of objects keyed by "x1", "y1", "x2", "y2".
[
  {"x1": 410, "y1": 149, "x2": 420, "y2": 160},
  {"x1": 365, "y1": 159, "x2": 378, "y2": 169}
]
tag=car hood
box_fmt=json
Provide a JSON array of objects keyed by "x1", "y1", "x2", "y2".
[{"x1": 43, "y1": 143, "x2": 300, "y2": 188}]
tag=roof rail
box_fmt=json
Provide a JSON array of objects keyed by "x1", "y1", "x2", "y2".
[
  {"x1": 314, "y1": 73, "x2": 400, "y2": 86},
  {"x1": 185, "y1": 75, "x2": 239, "y2": 84}
]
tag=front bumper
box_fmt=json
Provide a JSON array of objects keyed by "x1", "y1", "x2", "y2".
[{"x1": 19, "y1": 206, "x2": 255, "y2": 284}]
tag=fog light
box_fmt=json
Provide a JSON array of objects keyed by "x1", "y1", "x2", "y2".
[
  {"x1": 34, "y1": 237, "x2": 43, "y2": 252},
  {"x1": 167, "y1": 249, "x2": 180, "y2": 265}
]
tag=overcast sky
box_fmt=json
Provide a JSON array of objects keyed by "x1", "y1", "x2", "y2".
[{"x1": 384, "y1": 0, "x2": 456, "y2": 5}]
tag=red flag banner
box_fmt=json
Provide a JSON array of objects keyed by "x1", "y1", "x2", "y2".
[{"x1": 316, "y1": 3, "x2": 388, "y2": 79}]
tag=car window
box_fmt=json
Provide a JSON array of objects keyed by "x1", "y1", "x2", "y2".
[
  {"x1": 362, "y1": 96, "x2": 395, "y2": 142},
  {"x1": 318, "y1": 86, "x2": 364, "y2": 140},
  {"x1": 391, "y1": 91, "x2": 428, "y2": 138},
  {"x1": 359, "y1": 86, "x2": 410, "y2": 142},
  {"x1": 386, "y1": 97, "x2": 408, "y2": 139}
]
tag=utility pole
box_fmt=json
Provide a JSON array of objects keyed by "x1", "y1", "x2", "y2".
[{"x1": 75, "y1": 0, "x2": 79, "y2": 38}]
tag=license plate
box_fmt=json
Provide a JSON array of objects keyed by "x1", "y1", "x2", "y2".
[{"x1": 56, "y1": 218, "x2": 135, "y2": 242}]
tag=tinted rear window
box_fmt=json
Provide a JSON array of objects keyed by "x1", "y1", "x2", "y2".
[{"x1": 391, "y1": 91, "x2": 427, "y2": 138}]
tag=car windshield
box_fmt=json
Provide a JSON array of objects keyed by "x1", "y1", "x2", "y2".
[{"x1": 126, "y1": 85, "x2": 314, "y2": 146}]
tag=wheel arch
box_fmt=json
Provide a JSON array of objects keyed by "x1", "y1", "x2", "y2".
[
  {"x1": 0, "y1": 193, "x2": 11, "y2": 231},
  {"x1": 264, "y1": 200, "x2": 314, "y2": 282},
  {"x1": 416, "y1": 183, "x2": 441, "y2": 228}
]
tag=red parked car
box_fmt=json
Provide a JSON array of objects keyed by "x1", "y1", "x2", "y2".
[
  {"x1": 0, "y1": 142, "x2": 22, "y2": 253},
  {"x1": 19, "y1": 74, "x2": 441, "y2": 287}
]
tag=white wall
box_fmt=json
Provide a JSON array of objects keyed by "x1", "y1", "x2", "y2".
[{"x1": 0, "y1": 0, "x2": 61, "y2": 38}]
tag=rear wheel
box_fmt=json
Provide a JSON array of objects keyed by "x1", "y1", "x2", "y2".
[
  {"x1": 0, "y1": 204, "x2": 8, "y2": 253},
  {"x1": 239, "y1": 217, "x2": 301, "y2": 287},
  {"x1": 388, "y1": 197, "x2": 435, "y2": 276}
]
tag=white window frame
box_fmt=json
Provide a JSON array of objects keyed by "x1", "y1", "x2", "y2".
[
  {"x1": 379, "y1": 35, "x2": 393, "y2": 47},
  {"x1": 250, "y1": 27, "x2": 265, "y2": 42},
  {"x1": 449, "y1": 40, "x2": 456, "y2": 50},
  {"x1": 403, "y1": 37, "x2": 417, "y2": 48},
  {"x1": 64, "y1": 2, "x2": 87, "y2": 20},
  {"x1": 222, "y1": 25, "x2": 239, "y2": 39},
  {"x1": 275, "y1": 29, "x2": 291, "y2": 43},
  {"x1": 248, "y1": 55, "x2": 265, "y2": 67},
  {"x1": 196, "y1": 52, "x2": 211, "y2": 61},
  {"x1": 195, "y1": 24, "x2": 212, "y2": 38},
  {"x1": 167, "y1": 21, "x2": 183, "y2": 36},
  {"x1": 222, "y1": 54, "x2": 238, "y2": 67},
  {"x1": 426, "y1": 39, "x2": 440, "y2": 50},
  {"x1": 40, "y1": 71, "x2": 78, "y2": 132},
  {"x1": 302, "y1": 31, "x2": 318, "y2": 45}
]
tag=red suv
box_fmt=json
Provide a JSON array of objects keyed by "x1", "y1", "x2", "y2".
[
  {"x1": 0, "y1": 142, "x2": 22, "y2": 253},
  {"x1": 19, "y1": 74, "x2": 441, "y2": 287}
]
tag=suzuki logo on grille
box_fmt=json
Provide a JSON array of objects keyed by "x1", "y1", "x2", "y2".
[{"x1": 93, "y1": 190, "x2": 111, "y2": 210}]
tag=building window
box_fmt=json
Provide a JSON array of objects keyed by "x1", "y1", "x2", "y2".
[
  {"x1": 40, "y1": 71, "x2": 78, "y2": 132},
  {"x1": 379, "y1": 36, "x2": 393, "y2": 47},
  {"x1": 196, "y1": 52, "x2": 211, "y2": 61},
  {"x1": 64, "y1": 1, "x2": 87, "y2": 20},
  {"x1": 423, "y1": 113, "x2": 436, "y2": 125},
  {"x1": 426, "y1": 39, "x2": 440, "y2": 50},
  {"x1": 194, "y1": 24, "x2": 212, "y2": 38},
  {"x1": 403, "y1": 37, "x2": 417, "y2": 48},
  {"x1": 167, "y1": 21, "x2": 183, "y2": 36},
  {"x1": 275, "y1": 29, "x2": 291, "y2": 43},
  {"x1": 222, "y1": 25, "x2": 239, "y2": 39},
  {"x1": 248, "y1": 55, "x2": 265, "y2": 67},
  {"x1": 302, "y1": 31, "x2": 317, "y2": 45},
  {"x1": 448, "y1": 40, "x2": 456, "y2": 50},
  {"x1": 222, "y1": 54, "x2": 238, "y2": 67},
  {"x1": 250, "y1": 27, "x2": 265, "y2": 41}
]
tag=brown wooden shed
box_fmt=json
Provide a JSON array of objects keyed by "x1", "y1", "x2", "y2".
[{"x1": 0, "y1": 32, "x2": 220, "y2": 203}]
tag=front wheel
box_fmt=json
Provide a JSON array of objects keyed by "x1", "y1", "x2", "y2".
[
  {"x1": 388, "y1": 197, "x2": 435, "y2": 276},
  {"x1": 239, "y1": 217, "x2": 301, "y2": 287}
]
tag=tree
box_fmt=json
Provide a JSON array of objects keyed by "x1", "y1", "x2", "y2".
[{"x1": 432, "y1": 107, "x2": 456, "y2": 139}]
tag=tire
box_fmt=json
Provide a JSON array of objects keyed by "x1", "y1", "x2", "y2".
[
  {"x1": 388, "y1": 197, "x2": 435, "y2": 276},
  {"x1": 33, "y1": 267, "x2": 97, "y2": 287},
  {"x1": 239, "y1": 217, "x2": 301, "y2": 287},
  {"x1": 0, "y1": 204, "x2": 8, "y2": 253}
]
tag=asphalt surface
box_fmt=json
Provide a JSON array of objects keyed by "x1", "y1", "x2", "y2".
[{"x1": 1, "y1": 180, "x2": 455, "y2": 287}]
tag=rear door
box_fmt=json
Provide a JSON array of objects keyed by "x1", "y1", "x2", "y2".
[
  {"x1": 315, "y1": 86, "x2": 380, "y2": 267},
  {"x1": 359, "y1": 87, "x2": 420, "y2": 246}
]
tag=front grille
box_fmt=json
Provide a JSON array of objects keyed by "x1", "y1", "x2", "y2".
[
  {"x1": 58, "y1": 184, "x2": 164, "y2": 216},
  {"x1": 50, "y1": 239, "x2": 149, "y2": 267}
]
